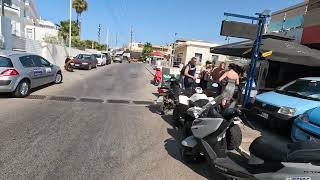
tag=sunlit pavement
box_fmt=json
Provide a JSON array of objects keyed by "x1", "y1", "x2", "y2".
[{"x1": 0, "y1": 63, "x2": 229, "y2": 180}]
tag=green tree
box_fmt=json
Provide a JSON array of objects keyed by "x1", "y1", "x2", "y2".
[
  {"x1": 57, "y1": 20, "x2": 79, "y2": 44},
  {"x1": 71, "y1": 36, "x2": 85, "y2": 49},
  {"x1": 72, "y1": 0, "x2": 88, "y2": 34},
  {"x1": 141, "y1": 42, "x2": 152, "y2": 60}
]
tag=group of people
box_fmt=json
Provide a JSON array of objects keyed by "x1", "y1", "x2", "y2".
[{"x1": 180, "y1": 57, "x2": 243, "y2": 107}]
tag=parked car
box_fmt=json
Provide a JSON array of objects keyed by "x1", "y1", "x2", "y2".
[
  {"x1": 73, "y1": 54, "x2": 98, "y2": 70},
  {"x1": 102, "y1": 52, "x2": 112, "y2": 65},
  {"x1": 0, "y1": 51, "x2": 63, "y2": 98},
  {"x1": 113, "y1": 55, "x2": 122, "y2": 63},
  {"x1": 251, "y1": 77, "x2": 320, "y2": 128},
  {"x1": 93, "y1": 54, "x2": 107, "y2": 66},
  {"x1": 292, "y1": 107, "x2": 320, "y2": 142}
]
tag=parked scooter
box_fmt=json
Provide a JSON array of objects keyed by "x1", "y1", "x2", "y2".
[
  {"x1": 172, "y1": 87, "x2": 213, "y2": 128},
  {"x1": 65, "y1": 57, "x2": 74, "y2": 72},
  {"x1": 157, "y1": 77, "x2": 182, "y2": 115},
  {"x1": 181, "y1": 106, "x2": 320, "y2": 179}
]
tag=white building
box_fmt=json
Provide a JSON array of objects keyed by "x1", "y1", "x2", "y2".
[
  {"x1": 25, "y1": 18, "x2": 58, "y2": 41},
  {"x1": 1, "y1": 0, "x2": 58, "y2": 41},
  {"x1": 174, "y1": 39, "x2": 228, "y2": 67}
]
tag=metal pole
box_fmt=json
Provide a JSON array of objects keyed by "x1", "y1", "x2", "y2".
[
  {"x1": 243, "y1": 14, "x2": 267, "y2": 107},
  {"x1": 106, "y1": 28, "x2": 109, "y2": 51},
  {"x1": 1, "y1": 0, "x2": 5, "y2": 16},
  {"x1": 68, "y1": 0, "x2": 72, "y2": 56}
]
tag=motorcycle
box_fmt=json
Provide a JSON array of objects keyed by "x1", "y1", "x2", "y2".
[
  {"x1": 181, "y1": 106, "x2": 320, "y2": 179},
  {"x1": 172, "y1": 86, "x2": 213, "y2": 128},
  {"x1": 156, "y1": 77, "x2": 182, "y2": 115},
  {"x1": 65, "y1": 57, "x2": 75, "y2": 72}
]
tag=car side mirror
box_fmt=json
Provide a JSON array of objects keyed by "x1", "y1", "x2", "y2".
[{"x1": 50, "y1": 63, "x2": 54, "y2": 67}]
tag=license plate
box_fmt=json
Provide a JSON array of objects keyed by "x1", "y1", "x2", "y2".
[
  {"x1": 75, "y1": 64, "x2": 80, "y2": 67},
  {"x1": 258, "y1": 112, "x2": 269, "y2": 119}
]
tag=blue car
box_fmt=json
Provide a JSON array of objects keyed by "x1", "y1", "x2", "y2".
[
  {"x1": 252, "y1": 77, "x2": 320, "y2": 128},
  {"x1": 292, "y1": 107, "x2": 320, "y2": 142}
]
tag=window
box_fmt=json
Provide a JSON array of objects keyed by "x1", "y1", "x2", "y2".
[
  {"x1": 212, "y1": 55, "x2": 219, "y2": 62},
  {"x1": 195, "y1": 53, "x2": 202, "y2": 62},
  {"x1": 32, "y1": 56, "x2": 43, "y2": 67},
  {"x1": 0, "y1": 57, "x2": 13, "y2": 67},
  {"x1": 26, "y1": 28, "x2": 34, "y2": 39},
  {"x1": 19, "y1": 56, "x2": 35, "y2": 67},
  {"x1": 40, "y1": 57, "x2": 51, "y2": 67}
]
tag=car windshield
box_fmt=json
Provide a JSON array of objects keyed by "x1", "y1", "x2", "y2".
[
  {"x1": 0, "y1": 56, "x2": 13, "y2": 67},
  {"x1": 277, "y1": 79, "x2": 320, "y2": 101},
  {"x1": 93, "y1": 54, "x2": 101, "y2": 58},
  {"x1": 77, "y1": 54, "x2": 92, "y2": 60}
]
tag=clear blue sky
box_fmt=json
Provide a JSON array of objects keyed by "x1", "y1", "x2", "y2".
[{"x1": 37, "y1": 0, "x2": 303, "y2": 47}]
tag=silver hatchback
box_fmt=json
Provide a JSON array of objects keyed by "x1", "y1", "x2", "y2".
[{"x1": 0, "y1": 51, "x2": 62, "y2": 97}]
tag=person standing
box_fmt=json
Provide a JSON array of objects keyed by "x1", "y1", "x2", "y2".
[
  {"x1": 199, "y1": 61, "x2": 213, "y2": 89},
  {"x1": 184, "y1": 57, "x2": 198, "y2": 89},
  {"x1": 212, "y1": 62, "x2": 226, "y2": 82},
  {"x1": 219, "y1": 63, "x2": 240, "y2": 107}
]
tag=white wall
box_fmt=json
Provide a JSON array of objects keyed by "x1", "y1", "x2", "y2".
[
  {"x1": 42, "y1": 43, "x2": 89, "y2": 67},
  {"x1": 25, "y1": 24, "x2": 58, "y2": 41}
]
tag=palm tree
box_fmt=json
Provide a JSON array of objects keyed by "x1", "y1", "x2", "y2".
[{"x1": 72, "y1": 0, "x2": 88, "y2": 35}]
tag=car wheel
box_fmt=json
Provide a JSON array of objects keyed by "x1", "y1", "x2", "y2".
[
  {"x1": 54, "y1": 72, "x2": 63, "y2": 84},
  {"x1": 226, "y1": 124, "x2": 242, "y2": 150},
  {"x1": 13, "y1": 80, "x2": 30, "y2": 98}
]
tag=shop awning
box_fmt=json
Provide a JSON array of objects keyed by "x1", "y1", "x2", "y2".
[{"x1": 211, "y1": 34, "x2": 320, "y2": 67}]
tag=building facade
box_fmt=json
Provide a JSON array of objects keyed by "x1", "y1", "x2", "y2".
[
  {"x1": 174, "y1": 39, "x2": 227, "y2": 67},
  {"x1": 268, "y1": 0, "x2": 320, "y2": 49},
  {"x1": 267, "y1": 1, "x2": 308, "y2": 43},
  {"x1": 0, "y1": 0, "x2": 57, "y2": 42},
  {"x1": 302, "y1": 0, "x2": 320, "y2": 48},
  {"x1": 128, "y1": 42, "x2": 171, "y2": 56}
]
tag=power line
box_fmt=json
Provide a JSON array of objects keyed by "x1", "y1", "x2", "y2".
[{"x1": 98, "y1": 24, "x2": 101, "y2": 44}]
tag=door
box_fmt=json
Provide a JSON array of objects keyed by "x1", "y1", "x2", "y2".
[
  {"x1": 39, "y1": 56, "x2": 55, "y2": 83},
  {"x1": 19, "y1": 55, "x2": 43, "y2": 88},
  {"x1": 30, "y1": 55, "x2": 48, "y2": 86}
]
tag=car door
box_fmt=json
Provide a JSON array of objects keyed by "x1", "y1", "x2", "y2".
[
  {"x1": 39, "y1": 56, "x2": 55, "y2": 83},
  {"x1": 19, "y1": 55, "x2": 42, "y2": 88},
  {"x1": 30, "y1": 55, "x2": 48, "y2": 86}
]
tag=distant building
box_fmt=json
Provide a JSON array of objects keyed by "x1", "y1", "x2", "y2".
[
  {"x1": 174, "y1": 39, "x2": 228, "y2": 67},
  {"x1": 128, "y1": 42, "x2": 172, "y2": 56}
]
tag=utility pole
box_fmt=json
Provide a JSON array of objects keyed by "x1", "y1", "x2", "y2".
[
  {"x1": 106, "y1": 28, "x2": 109, "y2": 51},
  {"x1": 68, "y1": 0, "x2": 72, "y2": 56},
  {"x1": 129, "y1": 26, "x2": 133, "y2": 52},
  {"x1": 115, "y1": 32, "x2": 119, "y2": 47},
  {"x1": 97, "y1": 24, "x2": 101, "y2": 44},
  {"x1": 2, "y1": 0, "x2": 5, "y2": 16}
]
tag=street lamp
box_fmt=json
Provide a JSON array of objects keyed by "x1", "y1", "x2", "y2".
[{"x1": 69, "y1": 0, "x2": 72, "y2": 56}]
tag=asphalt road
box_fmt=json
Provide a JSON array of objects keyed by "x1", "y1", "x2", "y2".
[{"x1": 0, "y1": 63, "x2": 226, "y2": 180}]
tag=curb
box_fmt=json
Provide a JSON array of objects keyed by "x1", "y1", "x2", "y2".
[{"x1": 145, "y1": 65, "x2": 155, "y2": 76}]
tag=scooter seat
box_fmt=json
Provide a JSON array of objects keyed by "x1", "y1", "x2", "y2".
[
  {"x1": 250, "y1": 137, "x2": 320, "y2": 163},
  {"x1": 249, "y1": 137, "x2": 288, "y2": 162}
]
